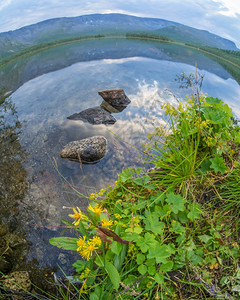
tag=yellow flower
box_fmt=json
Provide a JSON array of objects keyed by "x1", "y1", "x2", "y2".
[
  {"x1": 114, "y1": 213, "x2": 122, "y2": 219},
  {"x1": 77, "y1": 237, "x2": 86, "y2": 252},
  {"x1": 89, "y1": 236, "x2": 102, "y2": 247},
  {"x1": 69, "y1": 207, "x2": 86, "y2": 225},
  {"x1": 98, "y1": 189, "x2": 105, "y2": 197},
  {"x1": 101, "y1": 219, "x2": 113, "y2": 228},
  {"x1": 80, "y1": 242, "x2": 97, "y2": 260},
  {"x1": 88, "y1": 203, "x2": 104, "y2": 215},
  {"x1": 90, "y1": 193, "x2": 99, "y2": 200}
]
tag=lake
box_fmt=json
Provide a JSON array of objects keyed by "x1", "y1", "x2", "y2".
[{"x1": 1, "y1": 38, "x2": 240, "y2": 283}]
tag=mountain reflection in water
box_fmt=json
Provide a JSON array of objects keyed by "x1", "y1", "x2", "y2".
[{"x1": 0, "y1": 38, "x2": 233, "y2": 94}]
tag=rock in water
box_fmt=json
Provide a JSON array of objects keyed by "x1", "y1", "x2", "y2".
[
  {"x1": 98, "y1": 89, "x2": 131, "y2": 112},
  {"x1": 67, "y1": 106, "x2": 116, "y2": 125},
  {"x1": 60, "y1": 136, "x2": 107, "y2": 163},
  {"x1": 3, "y1": 271, "x2": 31, "y2": 292},
  {"x1": 100, "y1": 100, "x2": 120, "y2": 113}
]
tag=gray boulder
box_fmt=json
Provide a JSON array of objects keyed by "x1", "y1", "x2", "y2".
[
  {"x1": 67, "y1": 106, "x2": 116, "y2": 125},
  {"x1": 100, "y1": 100, "x2": 120, "y2": 113},
  {"x1": 60, "y1": 136, "x2": 107, "y2": 163},
  {"x1": 98, "y1": 89, "x2": 131, "y2": 112}
]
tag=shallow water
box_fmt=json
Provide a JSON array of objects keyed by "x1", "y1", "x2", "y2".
[{"x1": 1, "y1": 39, "x2": 240, "y2": 279}]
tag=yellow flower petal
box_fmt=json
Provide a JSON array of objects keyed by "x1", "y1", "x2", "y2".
[
  {"x1": 69, "y1": 207, "x2": 86, "y2": 225},
  {"x1": 101, "y1": 219, "x2": 113, "y2": 228},
  {"x1": 77, "y1": 236, "x2": 86, "y2": 252},
  {"x1": 88, "y1": 203, "x2": 104, "y2": 215}
]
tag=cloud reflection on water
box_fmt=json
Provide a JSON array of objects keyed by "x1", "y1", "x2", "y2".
[{"x1": 5, "y1": 56, "x2": 240, "y2": 268}]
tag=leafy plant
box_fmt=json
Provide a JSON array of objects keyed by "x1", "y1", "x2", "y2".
[{"x1": 49, "y1": 93, "x2": 240, "y2": 299}]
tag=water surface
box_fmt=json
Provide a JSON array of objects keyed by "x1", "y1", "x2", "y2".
[{"x1": 1, "y1": 39, "x2": 240, "y2": 277}]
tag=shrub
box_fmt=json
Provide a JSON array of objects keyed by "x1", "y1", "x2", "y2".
[{"x1": 50, "y1": 94, "x2": 240, "y2": 299}]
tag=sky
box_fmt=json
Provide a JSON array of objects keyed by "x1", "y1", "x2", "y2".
[{"x1": 0, "y1": 0, "x2": 240, "y2": 48}]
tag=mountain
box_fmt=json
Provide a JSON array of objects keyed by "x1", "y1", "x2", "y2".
[{"x1": 0, "y1": 13, "x2": 238, "y2": 59}]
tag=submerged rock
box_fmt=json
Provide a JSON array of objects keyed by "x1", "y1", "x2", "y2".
[
  {"x1": 67, "y1": 106, "x2": 116, "y2": 125},
  {"x1": 3, "y1": 271, "x2": 31, "y2": 292},
  {"x1": 98, "y1": 88, "x2": 131, "y2": 112},
  {"x1": 60, "y1": 136, "x2": 107, "y2": 163}
]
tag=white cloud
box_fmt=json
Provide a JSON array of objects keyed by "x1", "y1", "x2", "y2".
[
  {"x1": 0, "y1": 0, "x2": 11, "y2": 11},
  {"x1": 212, "y1": 0, "x2": 240, "y2": 17},
  {"x1": 0, "y1": 0, "x2": 239, "y2": 48}
]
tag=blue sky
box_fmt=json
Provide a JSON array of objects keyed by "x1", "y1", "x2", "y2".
[{"x1": 0, "y1": 0, "x2": 240, "y2": 48}]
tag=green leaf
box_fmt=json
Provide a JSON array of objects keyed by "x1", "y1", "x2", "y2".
[
  {"x1": 136, "y1": 232, "x2": 156, "y2": 253},
  {"x1": 201, "y1": 100, "x2": 232, "y2": 126},
  {"x1": 177, "y1": 210, "x2": 189, "y2": 224},
  {"x1": 148, "y1": 265, "x2": 156, "y2": 275},
  {"x1": 144, "y1": 183, "x2": 156, "y2": 190},
  {"x1": 190, "y1": 253, "x2": 203, "y2": 266},
  {"x1": 137, "y1": 253, "x2": 145, "y2": 265},
  {"x1": 148, "y1": 243, "x2": 175, "y2": 264},
  {"x1": 133, "y1": 175, "x2": 151, "y2": 186},
  {"x1": 176, "y1": 234, "x2": 186, "y2": 244},
  {"x1": 114, "y1": 244, "x2": 127, "y2": 271},
  {"x1": 133, "y1": 227, "x2": 143, "y2": 234},
  {"x1": 232, "y1": 129, "x2": 240, "y2": 144},
  {"x1": 145, "y1": 258, "x2": 155, "y2": 267},
  {"x1": 119, "y1": 169, "x2": 133, "y2": 182},
  {"x1": 123, "y1": 275, "x2": 138, "y2": 285},
  {"x1": 205, "y1": 96, "x2": 223, "y2": 105},
  {"x1": 187, "y1": 203, "x2": 202, "y2": 221},
  {"x1": 122, "y1": 233, "x2": 139, "y2": 242},
  {"x1": 160, "y1": 261, "x2": 174, "y2": 272},
  {"x1": 90, "y1": 293, "x2": 100, "y2": 300},
  {"x1": 169, "y1": 221, "x2": 186, "y2": 235},
  {"x1": 144, "y1": 217, "x2": 165, "y2": 235},
  {"x1": 184, "y1": 238, "x2": 196, "y2": 252},
  {"x1": 86, "y1": 269, "x2": 97, "y2": 286},
  {"x1": 110, "y1": 241, "x2": 122, "y2": 255},
  {"x1": 136, "y1": 237, "x2": 148, "y2": 253},
  {"x1": 49, "y1": 237, "x2": 78, "y2": 250},
  {"x1": 165, "y1": 192, "x2": 187, "y2": 214},
  {"x1": 154, "y1": 273, "x2": 164, "y2": 284},
  {"x1": 114, "y1": 202, "x2": 122, "y2": 214},
  {"x1": 200, "y1": 159, "x2": 211, "y2": 173},
  {"x1": 210, "y1": 156, "x2": 227, "y2": 174},
  {"x1": 72, "y1": 260, "x2": 86, "y2": 273},
  {"x1": 150, "y1": 192, "x2": 166, "y2": 205},
  {"x1": 105, "y1": 249, "x2": 115, "y2": 261},
  {"x1": 198, "y1": 234, "x2": 212, "y2": 244},
  {"x1": 138, "y1": 264, "x2": 147, "y2": 275},
  {"x1": 105, "y1": 261, "x2": 120, "y2": 290},
  {"x1": 95, "y1": 256, "x2": 104, "y2": 267},
  {"x1": 134, "y1": 200, "x2": 147, "y2": 210},
  {"x1": 154, "y1": 204, "x2": 171, "y2": 219}
]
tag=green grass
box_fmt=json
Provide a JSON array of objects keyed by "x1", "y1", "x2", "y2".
[{"x1": 49, "y1": 91, "x2": 240, "y2": 299}]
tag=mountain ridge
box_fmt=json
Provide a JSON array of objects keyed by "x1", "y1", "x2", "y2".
[{"x1": 0, "y1": 13, "x2": 238, "y2": 59}]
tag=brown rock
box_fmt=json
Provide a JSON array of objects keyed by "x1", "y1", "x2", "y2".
[
  {"x1": 98, "y1": 89, "x2": 131, "y2": 112},
  {"x1": 60, "y1": 136, "x2": 107, "y2": 163},
  {"x1": 3, "y1": 271, "x2": 31, "y2": 292}
]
